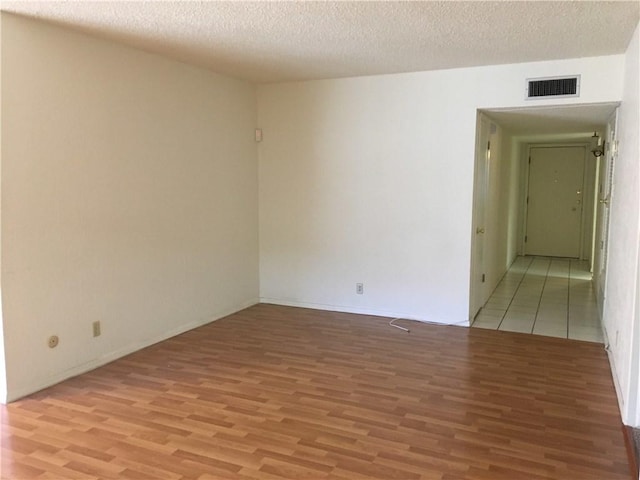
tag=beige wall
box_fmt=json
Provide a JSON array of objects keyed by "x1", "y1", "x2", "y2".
[
  {"x1": 0, "y1": 15, "x2": 5, "y2": 402},
  {"x1": 0, "y1": 14, "x2": 259, "y2": 401}
]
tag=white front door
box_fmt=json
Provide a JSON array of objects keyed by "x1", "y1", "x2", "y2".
[{"x1": 525, "y1": 146, "x2": 586, "y2": 258}]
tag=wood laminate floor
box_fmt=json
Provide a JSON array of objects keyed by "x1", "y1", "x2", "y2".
[{"x1": 1, "y1": 304, "x2": 629, "y2": 479}]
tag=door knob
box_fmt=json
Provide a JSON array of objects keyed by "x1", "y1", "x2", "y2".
[
  {"x1": 476, "y1": 227, "x2": 485, "y2": 234},
  {"x1": 599, "y1": 198, "x2": 609, "y2": 205}
]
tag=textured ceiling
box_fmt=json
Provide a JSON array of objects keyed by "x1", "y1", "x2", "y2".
[{"x1": 2, "y1": 1, "x2": 639, "y2": 84}]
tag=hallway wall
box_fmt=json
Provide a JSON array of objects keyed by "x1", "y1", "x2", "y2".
[{"x1": 472, "y1": 115, "x2": 518, "y2": 308}]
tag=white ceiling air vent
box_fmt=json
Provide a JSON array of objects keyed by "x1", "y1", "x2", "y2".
[{"x1": 526, "y1": 75, "x2": 580, "y2": 99}]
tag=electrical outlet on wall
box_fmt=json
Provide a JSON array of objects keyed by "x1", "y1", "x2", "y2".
[
  {"x1": 356, "y1": 283, "x2": 364, "y2": 295},
  {"x1": 93, "y1": 321, "x2": 101, "y2": 337}
]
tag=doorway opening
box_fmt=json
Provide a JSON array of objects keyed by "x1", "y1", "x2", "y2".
[{"x1": 469, "y1": 102, "x2": 619, "y2": 342}]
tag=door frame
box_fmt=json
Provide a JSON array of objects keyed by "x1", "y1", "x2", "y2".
[{"x1": 521, "y1": 143, "x2": 592, "y2": 259}]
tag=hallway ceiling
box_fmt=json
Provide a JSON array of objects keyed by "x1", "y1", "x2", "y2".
[
  {"x1": 485, "y1": 103, "x2": 619, "y2": 136},
  {"x1": 2, "y1": 1, "x2": 639, "y2": 83}
]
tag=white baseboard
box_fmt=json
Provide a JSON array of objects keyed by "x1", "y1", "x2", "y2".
[
  {"x1": 5, "y1": 298, "x2": 259, "y2": 403},
  {"x1": 259, "y1": 297, "x2": 469, "y2": 326}
]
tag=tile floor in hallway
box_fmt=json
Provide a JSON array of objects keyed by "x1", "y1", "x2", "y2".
[{"x1": 472, "y1": 256, "x2": 603, "y2": 343}]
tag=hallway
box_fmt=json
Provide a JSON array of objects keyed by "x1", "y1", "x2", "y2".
[{"x1": 472, "y1": 256, "x2": 603, "y2": 343}]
